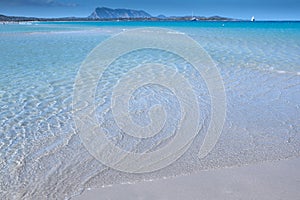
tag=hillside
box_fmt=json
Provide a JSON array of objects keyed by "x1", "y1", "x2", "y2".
[{"x1": 89, "y1": 7, "x2": 152, "y2": 19}]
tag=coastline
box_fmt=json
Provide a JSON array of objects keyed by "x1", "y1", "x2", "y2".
[
  {"x1": 1, "y1": 19, "x2": 300, "y2": 25},
  {"x1": 0, "y1": 13, "x2": 239, "y2": 22}
]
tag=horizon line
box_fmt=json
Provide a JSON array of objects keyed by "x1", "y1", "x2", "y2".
[{"x1": 1, "y1": 12, "x2": 300, "y2": 21}]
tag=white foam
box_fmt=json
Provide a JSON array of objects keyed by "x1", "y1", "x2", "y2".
[
  {"x1": 276, "y1": 70, "x2": 287, "y2": 74},
  {"x1": 167, "y1": 31, "x2": 185, "y2": 35}
]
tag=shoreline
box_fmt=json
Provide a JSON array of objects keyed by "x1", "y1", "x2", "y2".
[{"x1": 73, "y1": 156, "x2": 300, "y2": 200}]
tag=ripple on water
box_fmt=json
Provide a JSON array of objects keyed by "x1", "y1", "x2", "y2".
[{"x1": 0, "y1": 24, "x2": 300, "y2": 199}]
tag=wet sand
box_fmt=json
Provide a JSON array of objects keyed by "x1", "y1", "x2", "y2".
[{"x1": 74, "y1": 156, "x2": 300, "y2": 200}]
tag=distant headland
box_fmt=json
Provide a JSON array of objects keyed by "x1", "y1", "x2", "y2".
[{"x1": 0, "y1": 7, "x2": 238, "y2": 22}]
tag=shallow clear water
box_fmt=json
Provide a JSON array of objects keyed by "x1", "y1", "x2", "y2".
[{"x1": 0, "y1": 21, "x2": 300, "y2": 199}]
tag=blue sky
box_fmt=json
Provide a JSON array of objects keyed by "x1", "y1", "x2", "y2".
[{"x1": 0, "y1": 0, "x2": 299, "y2": 20}]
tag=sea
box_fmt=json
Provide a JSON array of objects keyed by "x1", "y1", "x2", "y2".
[{"x1": 0, "y1": 21, "x2": 299, "y2": 199}]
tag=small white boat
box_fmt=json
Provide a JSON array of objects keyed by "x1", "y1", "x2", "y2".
[
  {"x1": 191, "y1": 17, "x2": 197, "y2": 21},
  {"x1": 190, "y1": 11, "x2": 198, "y2": 21},
  {"x1": 251, "y1": 16, "x2": 255, "y2": 22}
]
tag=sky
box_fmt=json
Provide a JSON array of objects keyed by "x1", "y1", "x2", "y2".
[{"x1": 0, "y1": 0, "x2": 299, "y2": 20}]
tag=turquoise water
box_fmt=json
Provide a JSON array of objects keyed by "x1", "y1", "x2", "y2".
[{"x1": 0, "y1": 21, "x2": 300, "y2": 199}]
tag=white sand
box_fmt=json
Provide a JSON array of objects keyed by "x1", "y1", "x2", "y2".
[{"x1": 73, "y1": 156, "x2": 300, "y2": 200}]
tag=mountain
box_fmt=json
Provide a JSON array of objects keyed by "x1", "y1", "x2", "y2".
[
  {"x1": 89, "y1": 7, "x2": 152, "y2": 19},
  {"x1": 0, "y1": 10, "x2": 237, "y2": 22}
]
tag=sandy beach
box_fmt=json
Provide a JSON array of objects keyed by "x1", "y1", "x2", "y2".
[{"x1": 74, "y1": 156, "x2": 300, "y2": 200}]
